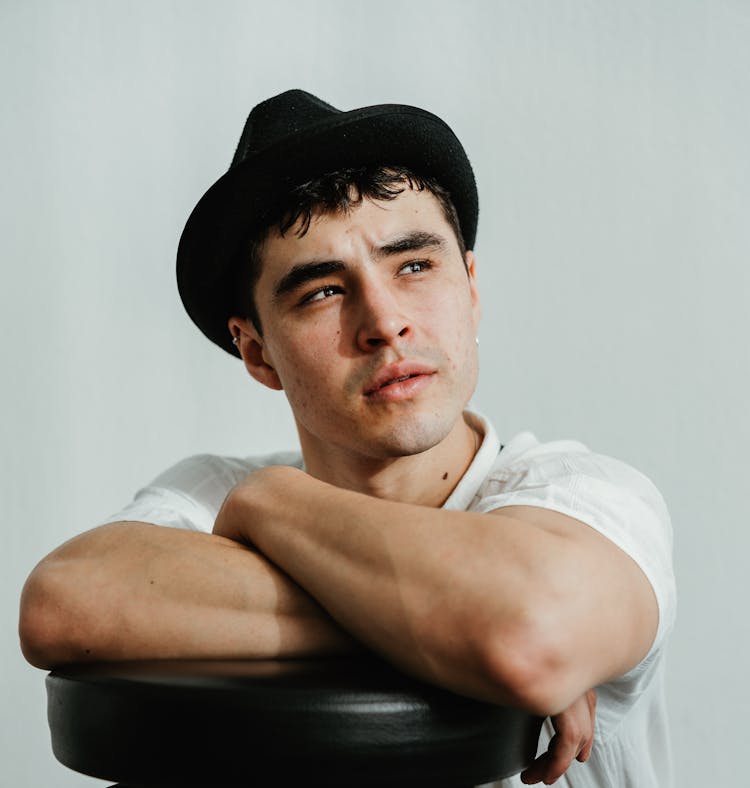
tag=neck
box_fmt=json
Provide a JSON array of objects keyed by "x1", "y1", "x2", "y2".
[{"x1": 298, "y1": 413, "x2": 481, "y2": 508}]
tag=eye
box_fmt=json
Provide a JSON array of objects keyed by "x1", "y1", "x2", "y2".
[
  {"x1": 300, "y1": 284, "x2": 342, "y2": 305},
  {"x1": 398, "y1": 259, "x2": 432, "y2": 275}
]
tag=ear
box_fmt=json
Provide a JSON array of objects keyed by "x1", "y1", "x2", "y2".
[
  {"x1": 464, "y1": 250, "x2": 482, "y2": 331},
  {"x1": 227, "y1": 317, "x2": 283, "y2": 391}
]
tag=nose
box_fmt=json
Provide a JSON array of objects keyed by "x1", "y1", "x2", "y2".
[{"x1": 355, "y1": 282, "x2": 410, "y2": 352}]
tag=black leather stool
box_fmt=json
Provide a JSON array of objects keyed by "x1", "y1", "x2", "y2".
[{"x1": 46, "y1": 657, "x2": 542, "y2": 787}]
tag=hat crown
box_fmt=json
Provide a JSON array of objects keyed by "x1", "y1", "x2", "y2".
[
  {"x1": 231, "y1": 90, "x2": 340, "y2": 168},
  {"x1": 179, "y1": 89, "x2": 478, "y2": 357}
]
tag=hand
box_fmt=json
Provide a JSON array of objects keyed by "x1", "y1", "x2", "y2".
[
  {"x1": 521, "y1": 689, "x2": 597, "y2": 785},
  {"x1": 213, "y1": 465, "x2": 305, "y2": 545}
]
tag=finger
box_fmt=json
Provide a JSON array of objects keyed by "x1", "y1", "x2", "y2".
[
  {"x1": 576, "y1": 690, "x2": 597, "y2": 762},
  {"x1": 520, "y1": 748, "x2": 553, "y2": 784},
  {"x1": 544, "y1": 730, "x2": 584, "y2": 783},
  {"x1": 577, "y1": 735, "x2": 594, "y2": 763},
  {"x1": 521, "y1": 730, "x2": 580, "y2": 785},
  {"x1": 586, "y1": 689, "x2": 597, "y2": 717}
]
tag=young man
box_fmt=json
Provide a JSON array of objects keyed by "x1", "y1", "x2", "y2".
[{"x1": 20, "y1": 90, "x2": 675, "y2": 787}]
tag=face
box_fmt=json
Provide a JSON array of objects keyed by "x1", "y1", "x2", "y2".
[{"x1": 231, "y1": 187, "x2": 481, "y2": 462}]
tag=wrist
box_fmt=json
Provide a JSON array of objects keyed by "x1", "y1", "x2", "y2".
[{"x1": 214, "y1": 465, "x2": 311, "y2": 543}]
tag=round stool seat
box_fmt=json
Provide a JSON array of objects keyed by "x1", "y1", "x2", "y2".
[{"x1": 47, "y1": 657, "x2": 542, "y2": 787}]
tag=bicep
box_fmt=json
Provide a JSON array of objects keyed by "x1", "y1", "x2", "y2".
[{"x1": 489, "y1": 505, "x2": 659, "y2": 687}]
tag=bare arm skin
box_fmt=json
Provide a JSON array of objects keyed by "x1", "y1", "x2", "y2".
[
  {"x1": 19, "y1": 521, "x2": 358, "y2": 669},
  {"x1": 213, "y1": 465, "x2": 658, "y2": 717},
  {"x1": 19, "y1": 473, "x2": 611, "y2": 785}
]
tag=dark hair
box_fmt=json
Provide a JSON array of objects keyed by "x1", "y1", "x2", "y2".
[{"x1": 235, "y1": 165, "x2": 467, "y2": 334}]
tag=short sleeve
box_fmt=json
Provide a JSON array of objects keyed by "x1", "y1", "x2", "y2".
[
  {"x1": 474, "y1": 446, "x2": 676, "y2": 659},
  {"x1": 100, "y1": 451, "x2": 303, "y2": 533},
  {"x1": 474, "y1": 445, "x2": 676, "y2": 741}
]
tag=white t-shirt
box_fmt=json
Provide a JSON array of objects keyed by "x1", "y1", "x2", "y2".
[{"x1": 104, "y1": 411, "x2": 676, "y2": 788}]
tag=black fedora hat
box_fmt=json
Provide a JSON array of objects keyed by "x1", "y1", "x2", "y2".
[{"x1": 176, "y1": 89, "x2": 478, "y2": 357}]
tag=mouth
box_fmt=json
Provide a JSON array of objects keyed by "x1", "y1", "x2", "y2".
[
  {"x1": 364, "y1": 363, "x2": 436, "y2": 398},
  {"x1": 368, "y1": 373, "x2": 420, "y2": 392}
]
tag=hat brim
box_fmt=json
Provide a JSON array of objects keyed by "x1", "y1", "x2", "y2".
[{"x1": 177, "y1": 103, "x2": 478, "y2": 357}]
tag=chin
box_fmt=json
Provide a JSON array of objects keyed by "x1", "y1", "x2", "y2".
[{"x1": 365, "y1": 415, "x2": 456, "y2": 459}]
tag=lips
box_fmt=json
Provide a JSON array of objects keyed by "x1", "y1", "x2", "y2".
[{"x1": 364, "y1": 362, "x2": 436, "y2": 396}]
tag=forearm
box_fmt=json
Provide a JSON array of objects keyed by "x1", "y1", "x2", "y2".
[
  {"x1": 214, "y1": 468, "x2": 552, "y2": 708},
  {"x1": 19, "y1": 521, "x2": 357, "y2": 669},
  {"x1": 216, "y1": 467, "x2": 655, "y2": 715}
]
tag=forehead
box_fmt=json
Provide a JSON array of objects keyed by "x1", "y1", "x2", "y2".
[{"x1": 258, "y1": 188, "x2": 456, "y2": 278}]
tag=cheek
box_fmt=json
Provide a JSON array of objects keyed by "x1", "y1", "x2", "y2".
[
  {"x1": 418, "y1": 287, "x2": 473, "y2": 345},
  {"x1": 274, "y1": 332, "x2": 341, "y2": 400}
]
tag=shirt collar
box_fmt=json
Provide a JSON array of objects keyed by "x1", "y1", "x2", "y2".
[{"x1": 442, "y1": 408, "x2": 501, "y2": 511}]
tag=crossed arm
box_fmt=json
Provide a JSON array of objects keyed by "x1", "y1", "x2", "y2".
[
  {"x1": 212, "y1": 466, "x2": 657, "y2": 712},
  {"x1": 20, "y1": 464, "x2": 657, "y2": 784}
]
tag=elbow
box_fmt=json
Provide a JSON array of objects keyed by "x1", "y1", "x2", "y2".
[
  {"x1": 19, "y1": 563, "x2": 84, "y2": 669},
  {"x1": 19, "y1": 569, "x2": 58, "y2": 669},
  {"x1": 479, "y1": 612, "x2": 577, "y2": 717}
]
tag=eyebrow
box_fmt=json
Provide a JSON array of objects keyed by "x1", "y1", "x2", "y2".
[
  {"x1": 375, "y1": 231, "x2": 448, "y2": 258},
  {"x1": 273, "y1": 260, "x2": 346, "y2": 301},
  {"x1": 272, "y1": 231, "x2": 449, "y2": 301}
]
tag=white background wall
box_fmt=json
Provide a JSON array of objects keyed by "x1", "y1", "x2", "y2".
[{"x1": 2, "y1": 1, "x2": 748, "y2": 785}]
